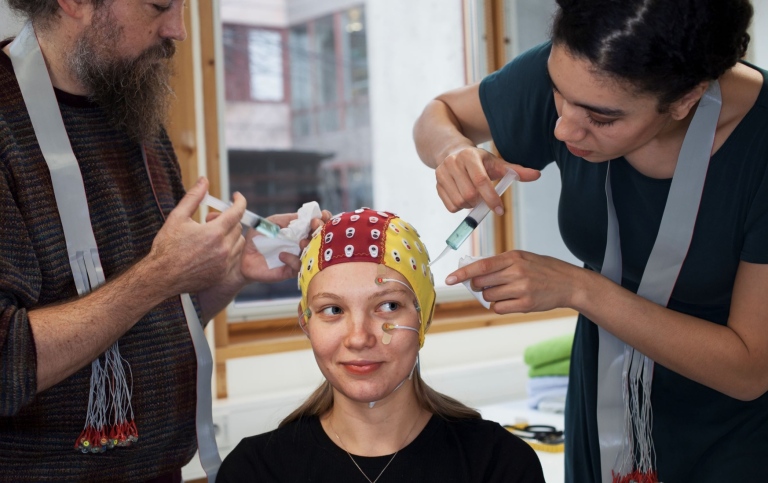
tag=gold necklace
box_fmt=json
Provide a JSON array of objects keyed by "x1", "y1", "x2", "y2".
[{"x1": 329, "y1": 412, "x2": 423, "y2": 483}]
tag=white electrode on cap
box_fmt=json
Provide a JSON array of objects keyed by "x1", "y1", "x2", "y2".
[{"x1": 430, "y1": 169, "x2": 519, "y2": 266}]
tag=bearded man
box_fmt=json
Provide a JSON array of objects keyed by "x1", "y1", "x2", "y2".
[{"x1": 0, "y1": 1, "x2": 321, "y2": 481}]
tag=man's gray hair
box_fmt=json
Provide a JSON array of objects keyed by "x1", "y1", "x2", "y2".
[{"x1": 7, "y1": 0, "x2": 107, "y2": 26}]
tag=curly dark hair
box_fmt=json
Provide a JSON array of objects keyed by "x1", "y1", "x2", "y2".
[
  {"x1": 7, "y1": 0, "x2": 108, "y2": 26},
  {"x1": 552, "y1": 0, "x2": 753, "y2": 108}
]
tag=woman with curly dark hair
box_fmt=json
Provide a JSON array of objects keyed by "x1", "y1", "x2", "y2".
[{"x1": 414, "y1": 1, "x2": 765, "y2": 482}]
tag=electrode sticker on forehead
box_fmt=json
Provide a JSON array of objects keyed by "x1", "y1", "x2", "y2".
[{"x1": 299, "y1": 208, "x2": 437, "y2": 347}]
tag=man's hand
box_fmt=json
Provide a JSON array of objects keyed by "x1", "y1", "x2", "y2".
[
  {"x1": 235, "y1": 210, "x2": 332, "y2": 284},
  {"x1": 197, "y1": 204, "x2": 330, "y2": 321},
  {"x1": 145, "y1": 177, "x2": 246, "y2": 298}
]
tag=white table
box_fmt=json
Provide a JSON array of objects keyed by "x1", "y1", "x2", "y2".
[{"x1": 478, "y1": 400, "x2": 565, "y2": 483}]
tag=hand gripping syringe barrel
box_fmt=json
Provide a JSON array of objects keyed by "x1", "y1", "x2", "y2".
[
  {"x1": 430, "y1": 169, "x2": 519, "y2": 266},
  {"x1": 203, "y1": 194, "x2": 282, "y2": 238}
]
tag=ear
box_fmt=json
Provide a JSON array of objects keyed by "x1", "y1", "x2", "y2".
[
  {"x1": 297, "y1": 303, "x2": 310, "y2": 338},
  {"x1": 668, "y1": 81, "x2": 710, "y2": 120},
  {"x1": 56, "y1": 0, "x2": 96, "y2": 22}
]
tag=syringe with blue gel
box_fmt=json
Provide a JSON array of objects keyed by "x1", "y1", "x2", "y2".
[
  {"x1": 203, "y1": 194, "x2": 282, "y2": 238},
  {"x1": 429, "y1": 169, "x2": 519, "y2": 266}
]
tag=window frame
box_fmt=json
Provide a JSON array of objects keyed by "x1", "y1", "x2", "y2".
[{"x1": 178, "y1": 0, "x2": 576, "y2": 398}]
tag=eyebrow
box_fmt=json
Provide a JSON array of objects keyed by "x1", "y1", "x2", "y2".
[
  {"x1": 310, "y1": 288, "x2": 411, "y2": 303},
  {"x1": 548, "y1": 74, "x2": 627, "y2": 117},
  {"x1": 311, "y1": 292, "x2": 342, "y2": 302},
  {"x1": 368, "y1": 288, "x2": 411, "y2": 300}
]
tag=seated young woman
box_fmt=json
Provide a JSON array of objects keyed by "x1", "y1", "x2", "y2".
[{"x1": 216, "y1": 208, "x2": 545, "y2": 483}]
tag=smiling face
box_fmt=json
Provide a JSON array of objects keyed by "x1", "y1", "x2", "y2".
[
  {"x1": 305, "y1": 262, "x2": 421, "y2": 407},
  {"x1": 547, "y1": 43, "x2": 676, "y2": 163}
]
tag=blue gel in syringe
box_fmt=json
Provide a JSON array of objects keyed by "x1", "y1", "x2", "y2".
[
  {"x1": 430, "y1": 169, "x2": 519, "y2": 266},
  {"x1": 446, "y1": 216, "x2": 479, "y2": 249}
]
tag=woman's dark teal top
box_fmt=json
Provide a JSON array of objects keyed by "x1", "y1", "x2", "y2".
[{"x1": 480, "y1": 42, "x2": 768, "y2": 482}]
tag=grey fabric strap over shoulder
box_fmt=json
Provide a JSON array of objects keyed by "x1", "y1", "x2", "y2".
[
  {"x1": 595, "y1": 81, "x2": 722, "y2": 482},
  {"x1": 181, "y1": 293, "x2": 222, "y2": 481},
  {"x1": 9, "y1": 22, "x2": 221, "y2": 482},
  {"x1": 9, "y1": 22, "x2": 105, "y2": 295}
]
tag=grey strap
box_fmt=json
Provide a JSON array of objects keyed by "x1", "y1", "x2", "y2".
[
  {"x1": 637, "y1": 83, "x2": 721, "y2": 303},
  {"x1": 9, "y1": 22, "x2": 104, "y2": 295},
  {"x1": 9, "y1": 22, "x2": 221, "y2": 482},
  {"x1": 141, "y1": 151, "x2": 222, "y2": 482},
  {"x1": 596, "y1": 81, "x2": 722, "y2": 482},
  {"x1": 181, "y1": 294, "x2": 221, "y2": 482},
  {"x1": 595, "y1": 165, "x2": 629, "y2": 480}
]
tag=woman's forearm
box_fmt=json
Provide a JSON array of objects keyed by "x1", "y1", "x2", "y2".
[
  {"x1": 571, "y1": 266, "x2": 767, "y2": 401},
  {"x1": 413, "y1": 99, "x2": 478, "y2": 169}
]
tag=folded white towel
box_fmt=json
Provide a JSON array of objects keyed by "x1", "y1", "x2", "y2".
[
  {"x1": 458, "y1": 255, "x2": 491, "y2": 309},
  {"x1": 252, "y1": 201, "x2": 322, "y2": 269},
  {"x1": 527, "y1": 376, "x2": 569, "y2": 412}
]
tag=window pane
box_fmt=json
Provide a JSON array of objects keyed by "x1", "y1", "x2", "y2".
[
  {"x1": 219, "y1": 1, "x2": 479, "y2": 314},
  {"x1": 222, "y1": 4, "x2": 373, "y2": 305},
  {"x1": 342, "y1": 7, "x2": 368, "y2": 100},
  {"x1": 223, "y1": 25, "x2": 250, "y2": 101},
  {"x1": 315, "y1": 16, "x2": 338, "y2": 104},
  {"x1": 248, "y1": 29, "x2": 284, "y2": 102},
  {"x1": 502, "y1": 0, "x2": 581, "y2": 266}
]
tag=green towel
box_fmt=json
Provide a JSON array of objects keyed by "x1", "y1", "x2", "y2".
[
  {"x1": 528, "y1": 358, "x2": 571, "y2": 378},
  {"x1": 524, "y1": 333, "x2": 574, "y2": 368}
]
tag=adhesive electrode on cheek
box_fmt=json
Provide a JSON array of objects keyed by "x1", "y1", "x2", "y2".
[{"x1": 381, "y1": 323, "x2": 419, "y2": 345}]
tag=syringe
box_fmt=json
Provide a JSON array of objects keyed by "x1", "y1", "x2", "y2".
[
  {"x1": 430, "y1": 169, "x2": 519, "y2": 266},
  {"x1": 202, "y1": 194, "x2": 282, "y2": 238}
]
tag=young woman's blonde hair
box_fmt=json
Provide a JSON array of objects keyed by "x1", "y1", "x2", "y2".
[{"x1": 279, "y1": 370, "x2": 480, "y2": 428}]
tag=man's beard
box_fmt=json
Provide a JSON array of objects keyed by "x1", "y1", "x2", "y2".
[{"x1": 68, "y1": 10, "x2": 176, "y2": 143}]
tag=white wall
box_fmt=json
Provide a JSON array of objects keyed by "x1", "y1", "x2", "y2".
[
  {"x1": 225, "y1": 102, "x2": 292, "y2": 149},
  {"x1": 287, "y1": 0, "x2": 360, "y2": 25},
  {"x1": 368, "y1": 0, "x2": 474, "y2": 284},
  {"x1": 0, "y1": 3, "x2": 24, "y2": 38},
  {"x1": 220, "y1": 0, "x2": 286, "y2": 28},
  {"x1": 223, "y1": 316, "x2": 576, "y2": 401},
  {"x1": 752, "y1": 0, "x2": 768, "y2": 67}
]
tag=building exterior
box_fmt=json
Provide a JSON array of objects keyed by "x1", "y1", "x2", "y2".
[{"x1": 221, "y1": 0, "x2": 372, "y2": 223}]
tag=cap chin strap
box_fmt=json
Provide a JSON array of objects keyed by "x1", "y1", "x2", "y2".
[
  {"x1": 299, "y1": 309, "x2": 419, "y2": 410},
  {"x1": 370, "y1": 272, "x2": 421, "y2": 408},
  {"x1": 367, "y1": 354, "x2": 419, "y2": 409}
]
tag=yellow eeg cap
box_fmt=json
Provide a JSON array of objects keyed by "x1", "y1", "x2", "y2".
[{"x1": 298, "y1": 208, "x2": 436, "y2": 347}]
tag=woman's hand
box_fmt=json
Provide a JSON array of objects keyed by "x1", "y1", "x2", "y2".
[
  {"x1": 445, "y1": 250, "x2": 587, "y2": 314},
  {"x1": 412, "y1": 85, "x2": 540, "y2": 215},
  {"x1": 435, "y1": 146, "x2": 540, "y2": 214}
]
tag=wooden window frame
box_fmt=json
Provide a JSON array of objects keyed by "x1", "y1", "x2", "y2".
[{"x1": 169, "y1": 0, "x2": 575, "y2": 399}]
